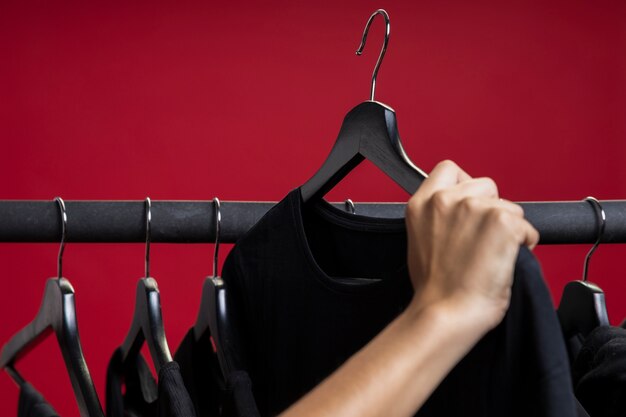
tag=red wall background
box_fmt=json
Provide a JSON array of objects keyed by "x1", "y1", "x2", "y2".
[{"x1": 1, "y1": 1, "x2": 626, "y2": 415}]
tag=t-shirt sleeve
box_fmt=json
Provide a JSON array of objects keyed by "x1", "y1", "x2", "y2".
[{"x1": 157, "y1": 361, "x2": 197, "y2": 417}]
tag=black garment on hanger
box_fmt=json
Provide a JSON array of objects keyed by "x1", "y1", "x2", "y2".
[
  {"x1": 221, "y1": 372, "x2": 259, "y2": 417},
  {"x1": 18, "y1": 382, "x2": 60, "y2": 417},
  {"x1": 175, "y1": 329, "x2": 260, "y2": 417},
  {"x1": 575, "y1": 399, "x2": 591, "y2": 417},
  {"x1": 106, "y1": 348, "x2": 196, "y2": 417},
  {"x1": 221, "y1": 188, "x2": 578, "y2": 417},
  {"x1": 572, "y1": 326, "x2": 626, "y2": 417},
  {"x1": 0, "y1": 278, "x2": 104, "y2": 417},
  {"x1": 175, "y1": 330, "x2": 221, "y2": 417}
]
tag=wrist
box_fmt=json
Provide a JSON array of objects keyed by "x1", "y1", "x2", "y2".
[{"x1": 405, "y1": 294, "x2": 499, "y2": 346}]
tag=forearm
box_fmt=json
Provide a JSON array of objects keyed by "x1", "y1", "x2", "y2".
[{"x1": 279, "y1": 301, "x2": 485, "y2": 417}]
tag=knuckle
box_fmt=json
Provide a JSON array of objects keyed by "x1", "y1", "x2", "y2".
[
  {"x1": 487, "y1": 207, "x2": 510, "y2": 225},
  {"x1": 406, "y1": 195, "x2": 422, "y2": 216},
  {"x1": 506, "y1": 201, "x2": 524, "y2": 216},
  {"x1": 437, "y1": 159, "x2": 457, "y2": 171},
  {"x1": 460, "y1": 196, "x2": 480, "y2": 211},
  {"x1": 481, "y1": 177, "x2": 498, "y2": 195},
  {"x1": 430, "y1": 191, "x2": 450, "y2": 212}
]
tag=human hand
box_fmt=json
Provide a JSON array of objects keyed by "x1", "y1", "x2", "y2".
[{"x1": 405, "y1": 160, "x2": 539, "y2": 335}]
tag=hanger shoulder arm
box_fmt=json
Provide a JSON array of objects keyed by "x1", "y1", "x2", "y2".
[
  {"x1": 120, "y1": 280, "x2": 148, "y2": 363},
  {"x1": 300, "y1": 115, "x2": 363, "y2": 202},
  {"x1": 359, "y1": 106, "x2": 426, "y2": 194},
  {"x1": 557, "y1": 281, "x2": 610, "y2": 339},
  {"x1": 0, "y1": 278, "x2": 105, "y2": 417},
  {"x1": 0, "y1": 278, "x2": 66, "y2": 367},
  {"x1": 143, "y1": 278, "x2": 172, "y2": 371},
  {"x1": 54, "y1": 285, "x2": 105, "y2": 417},
  {"x1": 120, "y1": 278, "x2": 172, "y2": 372}
]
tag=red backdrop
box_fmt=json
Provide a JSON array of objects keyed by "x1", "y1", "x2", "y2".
[{"x1": 1, "y1": 1, "x2": 626, "y2": 415}]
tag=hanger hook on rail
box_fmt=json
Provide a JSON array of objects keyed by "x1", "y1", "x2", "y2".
[
  {"x1": 55, "y1": 197, "x2": 67, "y2": 279},
  {"x1": 356, "y1": 9, "x2": 390, "y2": 102},
  {"x1": 344, "y1": 199, "x2": 356, "y2": 214},
  {"x1": 582, "y1": 196, "x2": 606, "y2": 282},
  {"x1": 212, "y1": 197, "x2": 221, "y2": 277},
  {"x1": 145, "y1": 197, "x2": 152, "y2": 278}
]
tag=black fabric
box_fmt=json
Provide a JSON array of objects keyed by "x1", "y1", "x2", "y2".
[
  {"x1": 175, "y1": 329, "x2": 260, "y2": 417},
  {"x1": 158, "y1": 361, "x2": 197, "y2": 417},
  {"x1": 175, "y1": 329, "x2": 222, "y2": 417},
  {"x1": 222, "y1": 372, "x2": 260, "y2": 417},
  {"x1": 106, "y1": 347, "x2": 196, "y2": 417},
  {"x1": 18, "y1": 382, "x2": 60, "y2": 417},
  {"x1": 572, "y1": 326, "x2": 626, "y2": 417},
  {"x1": 106, "y1": 348, "x2": 158, "y2": 417},
  {"x1": 566, "y1": 332, "x2": 586, "y2": 365},
  {"x1": 222, "y1": 188, "x2": 578, "y2": 417},
  {"x1": 575, "y1": 399, "x2": 591, "y2": 417}
]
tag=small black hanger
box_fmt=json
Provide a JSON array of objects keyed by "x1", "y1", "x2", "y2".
[
  {"x1": 119, "y1": 197, "x2": 173, "y2": 373},
  {"x1": 300, "y1": 9, "x2": 427, "y2": 203},
  {"x1": 194, "y1": 198, "x2": 244, "y2": 378},
  {"x1": 557, "y1": 197, "x2": 610, "y2": 340},
  {"x1": 0, "y1": 197, "x2": 104, "y2": 417}
]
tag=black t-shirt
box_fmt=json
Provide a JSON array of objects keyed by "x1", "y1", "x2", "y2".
[
  {"x1": 222, "y1": 188, "x2": 578, "y2": 417},
  {"x1": 174, "y1": 329, "x2": 260, "y2": 417},
  {"x1": 572, "y1": 326, "x2": 626, "y2": 417},
  {"x1": 18, "y1": 382, "x2": 60, "y2": 417},
  {"x1": 106, "y1": 348, "x2": 196, "y2": 417}
]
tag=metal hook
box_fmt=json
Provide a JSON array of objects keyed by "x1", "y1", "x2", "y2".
[
  {"x1": 356, "y1": 9, "x2": 390, "y2": 102},
  {"x1": 212, "y1": 197, "x2": 221, "y2": 277},
  {"x1": 145, "y1": 197, "x2": 152, "y2": 278},
  {"x1": 344, "y1": 199, "x2": 356, "y2": 214},
  {"x1": 582, "y1": 196, "x2": 606, "y2": 282},
  {"x1": 54, "y1": 197, "x2": 67, "y2": 279}
]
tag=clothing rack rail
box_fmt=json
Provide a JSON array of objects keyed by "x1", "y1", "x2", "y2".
[{"x1": 0, "y1": 200, "x2": 625, "y2": 244}]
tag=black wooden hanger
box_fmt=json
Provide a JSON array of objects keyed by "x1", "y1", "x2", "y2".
[
  {"x1": 194, "y1": 198, "x2": 244, "y2": 378},
  {"x1": 300, "y1": 9, "x2": 428, "y2": 203},
  {"x1": 119, "y1": 197, "x2": 172, "y2": 373},
  {"x1": 0, "y1": 197, "x2": 104, "y2": 417},
  {"x1": 558, "y1": 197, "x2": 610, "y2": 340}
]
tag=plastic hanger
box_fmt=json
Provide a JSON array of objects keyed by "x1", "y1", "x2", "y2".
[
  {"x1": 119, "y1": 197, "x2": 173, "y2": 373},
  {"x1": 300, "y1": 9, "x2": 428, "y2": 203},
  {"x1": 557, "y1": 196, "x2": 610, "y2": 340},
  {"x1": 194, "y1": 198, "x2": 244, "y2": 378},
  {"x1": 0, "y1": 197, "x2": 105, "y2": 417}
]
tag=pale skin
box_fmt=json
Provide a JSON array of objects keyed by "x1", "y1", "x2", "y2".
[{"x1": 280, "y1": 160, "x2": 540, "y2": 417}]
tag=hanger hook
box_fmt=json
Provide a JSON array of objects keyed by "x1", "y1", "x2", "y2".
[
  {"x1": 344, "y1": 199, "x2": 356, "y2": 214},
  {"x1": 356, "y1": 9, "x2": 390, "y2": 102},
  {"x1": 212, "y1": 197, "x2": 221, "y2": 277},
  {"x1": 54, "y1": 197, "x2": 67, "y2": 279},
  {"x1": 145, "y1": 197, "x2": 152, "y2": 278},
  {"x1": 582, "y1": 196, "x2": 606, "y2": 282}
]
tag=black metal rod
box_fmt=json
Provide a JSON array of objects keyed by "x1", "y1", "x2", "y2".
[{"x1": 0, "y1": 200, "x2": 625, "y2": 244}]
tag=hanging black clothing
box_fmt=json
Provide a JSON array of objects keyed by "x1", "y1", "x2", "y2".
[
  {"x1": 575, "y1": 399, "x2": 591, "y2": 417},
  {"x1": 106, "y1": 348, "x2": 196, "y2": 417},
  {"x1": 221, "y1": 372, "x2": 259, "y2": 417},
  {"x1": 221, "y1": 188, "x2": 578, "y2": 417},
  {"x1": 175, "y1": 329, "x2": 260, "y2": 417},
  {"x1": 175, "y1": 330, "x2": 222, "y2": 417},
  {"x1": 572, "y1": 326, "x2": 626, "y2": 417},
  {"x1": 17, "y1": 382, "x2": 60, "y2": 417}
]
